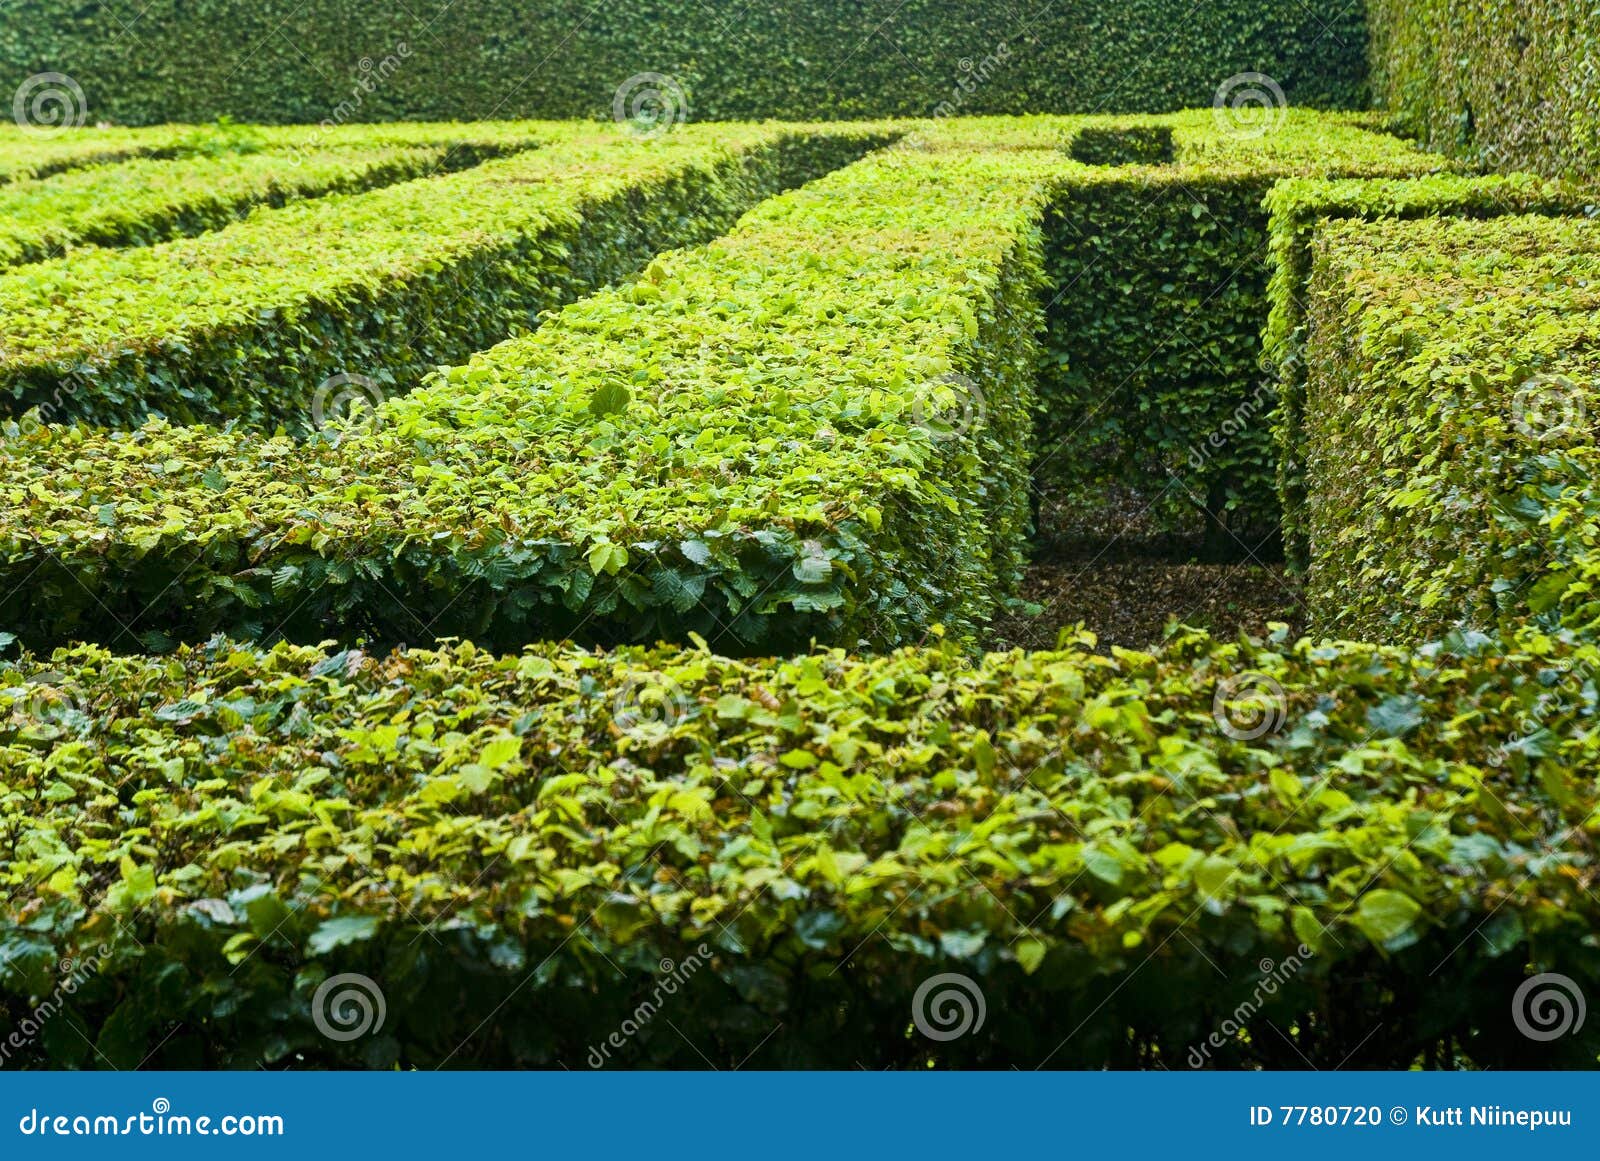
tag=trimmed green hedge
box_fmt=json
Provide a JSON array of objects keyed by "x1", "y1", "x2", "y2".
[
  {"x1": 0, "y1": 0, "x2": 1367, "y2": 125},
  {"x1": 1037, "y1": 113, "x2": 1439, "y2": 549},
  {"x1": 0, "y1": 123, "x2": 1054, "y2": 654},
  {"x1": 0, "y1": 124, "x2": 199, "y2": 183},
  {"x1": 1368, "y1": 0, "x2": 1600, "y2": 176},
  {"x1": 2, "y1": 629, "x2": 1596, "y2": 1068},
  {"x1": 0, "y1": 119, "x2": 509, "y2": 183},
  {"x1": 1300, "y1": 211, "x2": 1600, "y2": 640},
  {"x1": 0, "y1": 124, "x2": 883, "y2": 429},
  {"x1": 1262, "y1": 172, "x2": 1600, "y2": 571},
  {"x1": 0, "y1": 134, "x2": 539, "y2": 268}
]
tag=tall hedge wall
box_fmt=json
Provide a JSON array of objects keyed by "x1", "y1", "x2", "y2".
[
  {"x1": 1368, "y1": 0, "x2": 1600, "y2": 176},
  {"x1": 0, "y1": 0, "x2": 1368, "y2": 125}
]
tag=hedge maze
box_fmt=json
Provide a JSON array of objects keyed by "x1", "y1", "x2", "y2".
[{"x1": 4, "y1": 70, "x2": 1600, "y2": 1069}]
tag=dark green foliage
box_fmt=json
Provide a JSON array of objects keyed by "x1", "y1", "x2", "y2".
[
  {"x1": 1067, "y1": 125, "x2": 1173, "y2": 166},
  {"x1": 1368, "y1": 0, "x2": 1600, "y2": 176},
  {"x1": 1036, "y1": 114, "x2": 1439, "y2": 550},
  {"x1": 3, "y1": 629, "x2": 1597, "y2": 1068},
  {"x1": 0, "y1": 0, "x2": 1367, "y2": 126}
]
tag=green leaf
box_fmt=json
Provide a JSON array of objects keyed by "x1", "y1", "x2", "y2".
[
  {"x1": 1366, "y1": 695, "x2": 1425, "y2": 738},
  {"x1": 479, "y1": 734, "x2": 522, "y2": 770},
  {"x1": 588, "y1": 382, "x2": 631, "y2": 417},
  {"x1": 307, "y1": 915, "x2": 380, "y2": 955},
  {"x1": 1352, "y1": 889, "x2": 1422, "y2": 946},
  {"x1": 1194, "y1": 855, "x2": 1236, "y2": 903}
]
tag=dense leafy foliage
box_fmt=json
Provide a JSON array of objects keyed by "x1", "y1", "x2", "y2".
[
  {"x1": 3, "y1": 629, "x2": 1596, "y2": 1068},
  {"x1": 0, "y1": 122, "x2": 1052, "y2": 653},
  {"x1": 0, "y1": 0, "x2": 1366, "y2": 125},
  {"x1": 1038, "y1": 113, "x2": 1438, "y2": 547},
  {"x1": 0, "y1": 134, "x2": 539, "y2": 268},
  {"x1": 1301, "y1": 213, "x2": 1600, "y2": 640},
  {"x1": 5, "y1": 107, "x2": 1598, "y2": 1072},
  {"x1": 0, "y1": 124, "x2": 199, "y2": 183},
  {"x1": 1368, "y1": 0, "x2": 1600, "y2": 176},
  {"x1": 0, "y1": 124, "x2": 882, "y2": 429},
  {"x1": 1262, "y1": 172, "x2": 1600, "y2": 569}
]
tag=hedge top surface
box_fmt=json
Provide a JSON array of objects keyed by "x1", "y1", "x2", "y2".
[
  {"x1": 0, "y1": 124, "x2": 193, "y2": 182},
  {"x1": 0, "y1": 122, "x2": 759, "y2": 373},
  {"x1": 0, "y1": 138, "x2": 532, "y2": 267},
  {"x1": 0, "y1": 122, "x2": 1061, "y2": 648},
  {"x1": 0, "y1": 119, "x2": 548, "y2": 183},
  {"x1": 1301, "y1": 211, "x2": 1600, "y2": 639},
  {"x1": 2, "y1": 626, "x2": 1594, "y2": 996}
]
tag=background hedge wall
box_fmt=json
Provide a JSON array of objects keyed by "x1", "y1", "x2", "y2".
[
  {"x1": 0, "y1": 0, "x2": 1368, "y2": 125},
  {"x1": 1368, "y1": 0, "x2": 1600, "y2": 176}
]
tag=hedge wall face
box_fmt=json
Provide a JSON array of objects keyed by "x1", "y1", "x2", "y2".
[
  {"x1": 0, "y1": 0, "x2": 1368, "y2": 124},
  {"x1": 1037, "y1": 114, "x2": 1442, "y2": 549},
  {"x1": 1301, "y1": 212, "x2": 1600, "y2": 641},
  {"x1": 4, "y1": 631, "x2": 1599, "y2": 1068},
  {"x1": 1368, "y1": 0, "x2": 1600, "y2": 176}
]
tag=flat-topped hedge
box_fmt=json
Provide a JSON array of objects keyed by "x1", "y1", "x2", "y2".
[
  {"x1": 0, "y1": 119, "x2": 534, "y2": 183},
  {"x1": 0, "y1": 124, "x2": 883, "y2": 429},
  {"x1": 2, "y1": 629, "x2": 1594, "y2": 1068},
  {"x1": 0, "y1": 124, "x2": 197, "y2": 183},
  {"x1": 1300, "y1": 211, "x2": 1600, "y2": 641},
  {"x1": 1262, "y1": 172, "x2": 1600, "y2": 571},
  {"x1": 0, "y1": 135, "x2": 538, "y2": 268},
  {"x1": 0, "y1": 124, "x2": 1057, "y2": 653},
  {"x1": 0, "y1": 0, "x2": 1366, "y2": 125}
]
